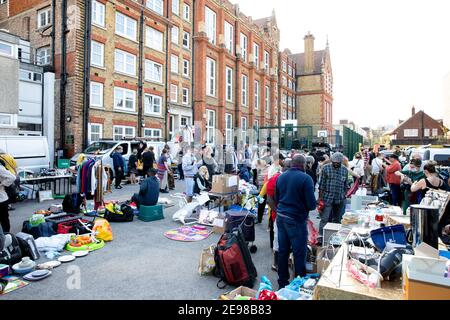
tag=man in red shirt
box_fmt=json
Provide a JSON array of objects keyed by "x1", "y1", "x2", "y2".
[
  {"x1": 384, "y1": 154, "x2": 402, "y2": 206},
  {"x1": 266, "y1": 159, "x2": 291, "y2": 271}
]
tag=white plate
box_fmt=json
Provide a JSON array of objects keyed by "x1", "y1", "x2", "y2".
[
  {"x1": 72, "y1": 250, "x2": 89, "y2": 258},
  {"x1": 58, "y1": 255, "x2": 76, "y2": 263},
  {"x1": 23, "y1": 270, "x2": 52, "y2": 281},
  {"x1": 41, "y1": 260, "x2": 62, "y2": 268}
]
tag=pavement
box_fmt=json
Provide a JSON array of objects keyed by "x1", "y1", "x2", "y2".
[{"x1": 1, "y1": 179, "x2": 321, "y2": 300}]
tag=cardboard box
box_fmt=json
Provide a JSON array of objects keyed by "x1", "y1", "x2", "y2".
[
  {"x1": 212, "y1": 218, "x2": 225, "y2": 234},
  {"x1": 220, "y1": 286, "x2": 257, "y2": 300},
  {"x1": 210, "y1": 175, "x2": 239, "y2": 194},
  {"x1": 404, "y1": 274, "x2": 450, "y2": 300}
]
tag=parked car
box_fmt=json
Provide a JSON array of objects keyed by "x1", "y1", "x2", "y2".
[
  {"x1": 70, "y1": 140, "x2": 180, "y2": 175},
  {"x1": 0, "y1": 136, "x2": 50, "y2": 174}
]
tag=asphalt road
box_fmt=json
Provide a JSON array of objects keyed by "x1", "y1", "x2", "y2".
[{"x1": 1, "y1": 179, "x2": 320, "y2": 300}]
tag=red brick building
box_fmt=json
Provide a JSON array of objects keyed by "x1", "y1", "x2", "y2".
[
  {"x1": 0, "y1": 0, "x2": 328, "y2": 156},
  {"x1": 387, "y1": 106, "x2": 449, "y2": 146}
]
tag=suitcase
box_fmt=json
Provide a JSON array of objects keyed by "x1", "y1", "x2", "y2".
[
  {"x1": 0, "y1": 233, "x2": 22, "y2": 266},
  {"x1": 16, "y1": 232, "x2": 40, "y2": 261},
  {"x1": 224, "y1": 209, "x2": 255, "y2": 242},
  {"x1": 57, "y1": 219, "x2": 93, "y2": 235}
]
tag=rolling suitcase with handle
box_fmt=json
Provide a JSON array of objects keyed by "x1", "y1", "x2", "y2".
[{"x1": 16, "y1": 232, "x2": 40, "y2": 261}]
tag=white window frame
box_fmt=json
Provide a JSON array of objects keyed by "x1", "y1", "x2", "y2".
[
  {"x1": 113, "y1": 125, "x2": 135, "y2": 141},
  {"x1": 0, "y1": 41, "x2": 13, "y2": 58},
  {"x1": 171, "y1": 26, "x2": 179, "y2": 45},
  {"x1": 90, "y1": 82, "x2": 104, "y2": 108},
  {"x1": 170, "y1": 54, "x2": 179, "y2": 74},
  {"x1": 241, "y1": 74, "x2": 248, "y2": 106},
  {"x1": 254, "y1": 80, "x2": 260, "y2": 110},
  {"x1": 88, "y1": 123, "x2": 103, "y2": 144},
  {"x1": 92, "y1": 0, "x2": 105, "y2": 28},
  {"x1": 182, "y1": 59, "x2": 190, "y2": 77},
  {"x1": 114, "y1": 87, "x2": 136, "y2": 112},
  {"x1": 240, "y1": 33, "x2": 247, "y2": 61},
  {"x1": 144, "y1": 128, "x2": 162, "y2": 139},
  {"x1": 37, "y1": 7, "x2": 51, "y2": 29},
  {"x1": 264, "y1": 51, "x2": 270, "y2": 71},
  {"x1": 432, "y1": 128, "x2": 438, "y2": 137},
  {"x1": 241, "y1": 117, "x2": 247, "y2": 144},
  {"x1": 265, "y1": 85, "x2": 270, "y2": 113},
  {"x1": 182, "y1": 31, "x2": 190, "y2": 49},
  {"x1": 403, "y1": 129, "x2": 418, "y2": 137},
  {"x1": 0, "y1": 113, "x2": 17, "y2": 128},
  {"x1": 36, "y1": 46, "x2": 51, "y2": 66},
  {"x1": 91, "y1": 41, "x2": 104, "y2": 68},
  {"x1": 115, "y1": 49, "x2": 137, "y2": 76},
  {"x1": 206, "y1": 109, "x2": 216, "y2": 144},
  {"x1": 183, "y1": 3, "x2": 190, "y2": 21},
  {"x1": 146, "y1": 26, "x2": 164, "y2": 51},
  {"x1": 182, "y1": 87, "x2": 189, "y2": 105},
  {"x1": 170, "y1": 84, "x2": 178, "y2": 103},
  {"x1": 145, "y1": 59, "x2": 163, "y2": 83},
  {"x1": 180, "y1": 116, "x2": 189, "y2": 127},
  {"x1": 225, "y1": 113, "x2": 233, "y2": 146},
  {"x1": 253, "y1": 43, "x2": 259, "y2": 68},
  {"x1": 144, "y1": 94, "x2": 162, "y2": 115},
  {"x1": 172, "y1": 0, "x2": 179, "y2": 15},
  {"x1": 205, "y1": 6, "x2": 216, "y2": 45},
  {"x1": 224, "y1": 21, "x2": 233, "y2": 54},
  {"x1": 226, "y1": 67, "x2": 233, "y2": 102},
  {"x1": 115, "y1": 12, "x2": 137, "y2": 41},
  {"x1": 146, "y1": 0, "x2": 163, "y2": 15},
  {"x1": 206, "y1": 57, "x2": 216, "y2": 97}
]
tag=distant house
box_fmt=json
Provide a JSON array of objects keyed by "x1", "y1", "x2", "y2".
[{"x1": 386, "y1": 107, "x2": 449, "y2": 146}]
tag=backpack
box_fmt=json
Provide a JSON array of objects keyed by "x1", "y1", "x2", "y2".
[
  {"x1": 213, "y1": 228, "x2": 257, "y2": 289},
  {"x1": 22, "y1": 221, "x2": 56, "y2": 239},
  {"x1": 62, "y1": 193, "x2": 84, "y2": 214},
  {"x1": 103, "y1": 204, "x2": 134, "y2": 223}
]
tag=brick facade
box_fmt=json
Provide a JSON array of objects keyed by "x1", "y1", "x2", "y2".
[{"x1": 1, "y1": 0, "x2": 334, "y2": 155}]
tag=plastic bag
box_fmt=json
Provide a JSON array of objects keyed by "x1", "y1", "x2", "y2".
[
  {"x1": 257, "y1": 276, "x2": 273, "y2": 298},
  {"x1": 198, "y1": 245, "x2": 216, "y2": 276},
  {"x1": 307, "y1": 219, "x2": 318, "y2": 246},
  {"x1": 92, "y1": 218, "x2": 113, "y2": 242}
]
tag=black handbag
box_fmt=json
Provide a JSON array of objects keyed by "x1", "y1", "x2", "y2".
[{"x1": 104, "y1": 205, "x2": 134, "y2": 223}]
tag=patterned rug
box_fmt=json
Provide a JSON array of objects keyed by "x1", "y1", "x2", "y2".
[{"x1": 164, "y1": 225, "x2": 212, "y2": 242}]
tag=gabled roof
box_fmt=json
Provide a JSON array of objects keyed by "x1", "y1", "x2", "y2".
[
  {"x1": 290, "y1": 50, "x2": 325, "y2": 75},
  {"x1": 387, "y1": 110, "x2": 449, "y2": 135}
]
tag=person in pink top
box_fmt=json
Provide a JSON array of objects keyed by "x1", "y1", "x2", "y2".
[{"x1": 384, "y1": 154, "x2": 402, "y2": 206}]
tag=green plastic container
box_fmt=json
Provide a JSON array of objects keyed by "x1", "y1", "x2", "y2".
[{"x1": 138, "y1": 205, "x2": 164, "y2": 222}]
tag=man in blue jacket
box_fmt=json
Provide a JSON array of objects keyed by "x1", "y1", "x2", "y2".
[
  {"x1": 131, "y1": 168, "x2": 160, "y2": 208},
  {"x1": 110, "y1": 146, "x2": 125, "y2": 189},
  {"x1": 275, "y1": 154, "x2": 317, "y2": 288}
]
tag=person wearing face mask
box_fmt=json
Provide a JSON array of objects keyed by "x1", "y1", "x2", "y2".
[
  {"x1": 395, "y1": 158, "x2": 426, "y2": 214},
  {"x1": 318, "y1": 152, "x2": 349, "y2": 240}
]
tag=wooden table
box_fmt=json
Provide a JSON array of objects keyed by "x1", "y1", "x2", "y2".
[{"x1": 313, "y1": 245, "x2": 404, "y2": 300}]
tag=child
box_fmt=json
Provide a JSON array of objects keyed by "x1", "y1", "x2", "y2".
[{"x1": 128, "y1": 149, "x2": 138, "y2": 185}]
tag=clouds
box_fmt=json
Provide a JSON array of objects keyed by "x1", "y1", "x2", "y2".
[{"x1": 231, "y1": 0, "x2": 450, "y2": 127}]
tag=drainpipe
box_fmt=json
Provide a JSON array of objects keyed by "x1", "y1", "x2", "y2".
[
  {"x1": 41, "y1": 70, "x2": 45, "y2": 136},
  {"x1": 82, "y1": 0, "x2": 92, "y2": 150},
  {"x1": 51, "y1": 0, "x2": 56, "y2": 69},
  {"x1": 164, "y1": 0, "x2": 170, "y2": 143},
  {"x1": 138, "y1": 7, "x2": 144, "y2": 138},
  {"x1": 191, "y1": 0, "x2": 196, "y2": 124},
  {"x1": 60, "y1": 0, "x2": 68, "y2": 151},
  {"x1": 234, "y1": 20, "x2": 239, "y2": 150}
]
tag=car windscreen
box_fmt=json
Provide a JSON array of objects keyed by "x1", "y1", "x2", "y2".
[{"x1": 84, "y1": 142, "x2": 116, "y2": 155}]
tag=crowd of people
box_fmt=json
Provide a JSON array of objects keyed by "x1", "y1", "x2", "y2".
[{"x1": 1, "y1": 141, "x2": 450, "y2": 291}]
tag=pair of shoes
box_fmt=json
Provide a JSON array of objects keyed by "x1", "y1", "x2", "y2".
[
  {"x1": 115, "y1": 186, "x2": 123, "y2": 190},
  {"x1": 160, "y1": 189, "x2": 169, "y2": 194},
  {"x1": 271, "y1": 265, "x2": 278, "y2": 272}
]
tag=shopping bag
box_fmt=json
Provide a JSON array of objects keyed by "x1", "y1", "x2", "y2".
[
  {"x1": 198, "y1": 245, "x2": 216, "y2": 276},
  {"x1": 137, "y1": 159, "x2": 143, "y2": 171},
  {"x1": 307, "y1": 219, "x2": 318, "y2": 246},
  {"x1": 92, "y1": 218, "x2": 113, "y2": 242}
]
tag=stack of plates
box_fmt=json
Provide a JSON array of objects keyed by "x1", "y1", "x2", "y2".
[
  {"x1": 58, "y1": 255, "x2": 76, "y2": 263},
  {"x1": 23, "y1": 269, "x2": 52, "y2": 281}
]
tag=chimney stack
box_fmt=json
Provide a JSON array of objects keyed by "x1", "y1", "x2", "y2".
[
  {"x1": 412, "y1": 106, "x2": 416, "y2": 116},
  {"x1": 304, "y1": 32, "x2": 315, "y2": 74}
]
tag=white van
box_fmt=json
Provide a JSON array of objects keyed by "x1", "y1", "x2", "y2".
[
  {"x1": 411, "y1": 147, "x2": 450, "y2": 166},
  {"x1": 0, "y1": 136, "x2": 50, "y2": 174}
]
